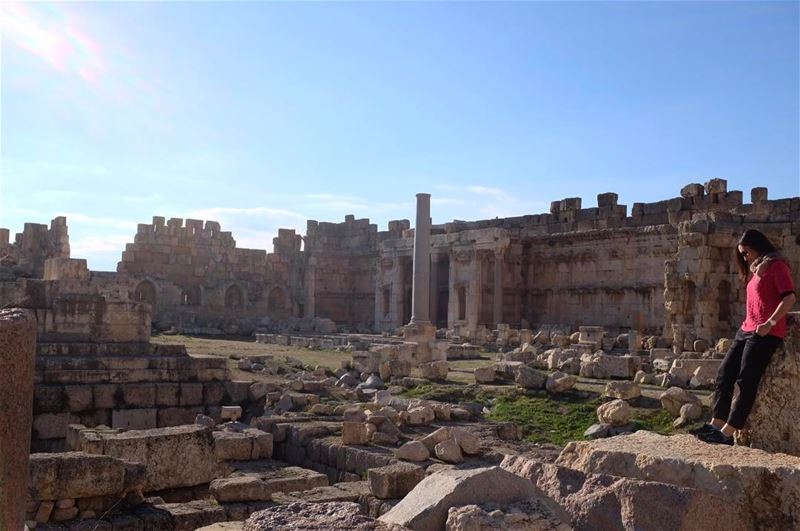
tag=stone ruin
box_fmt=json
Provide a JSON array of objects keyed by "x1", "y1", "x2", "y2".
[{"x1": 1, "y1": 178, "x2": 799, "y2": 530}]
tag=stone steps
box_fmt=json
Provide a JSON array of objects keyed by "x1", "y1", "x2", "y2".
[{"x1": 37, "y1": 342, "x2": 188, "y2": 357}]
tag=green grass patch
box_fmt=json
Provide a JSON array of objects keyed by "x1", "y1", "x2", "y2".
[
  {"x1": 401, "y1": 383, "x2": 502, "y2": 405},
  {"x1": 489, "y1": 393, "x2": 602, "y2": 446},
  {"x1": 631, "y1": 408, "x2": 675, "y2": 435}
]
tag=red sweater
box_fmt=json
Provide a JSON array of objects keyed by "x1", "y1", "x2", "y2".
[{"x1": 741, "y1": 260, "x2": 795, "y2": 339}]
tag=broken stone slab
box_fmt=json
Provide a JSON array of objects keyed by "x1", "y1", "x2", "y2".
[
  {"x1": 450, "y1": 428, "x2": 480, "y2": 456},
  {"x1": 211, "y1": 465, "x2": 328, "y2": 502},
  {"x1": 90, "y1": 425, "x2": 219, "y2": 492},
  {"x1": 473, "y1": 366, "x2": 495, "y2": 384},
  {"x1": 545, "y1": 371, "x2": 575, "y2": 394},
  {"x1": 514, "y1": 366, "x2": 547, "y2": 389},
  {"x1": 501, "y1": 454, "x2": 750, "y2": 531},
  {"x1": 369, "y1": 463, "x2": 425, "y2": 499},
  {"x1": 342, "y1": 422, "x2": 370, "y2": 445},
  {"x1": 420, "y1": 427, "x2": 451, "y2": 453},
  {"x1": 379, "y1": 466, "x2": 561, "y2": 531},
  {"x1": 154, "y1": 499, "x2": 226, "y2": 530},
  {"x1": 434, "y1": 440, "x2": 463, "y2": 464},
  {"x1": 556, "y1": 431, "x2": 800, "y2": 530},
  {"x1": 604, "y1": 381, "x2": 641, "y2": 401},
  {"x1": 28, "y1": 452, "x2": 142, "y2": 500}
]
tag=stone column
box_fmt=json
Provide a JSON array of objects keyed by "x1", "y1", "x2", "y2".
[
  {"x1": 305, "y1": 257, "x2": 316, "y2": 319},
  {"x1": 0, "y1": 309, "x2": 37, "y2": 531},
  {"x1": 468, "y1": 253, "x2": 483, "y2": 332},
  {"x1": 447, "y1": 253, "x2": 458, "y2": 329},
  {"x1": 410, "y1": 193, "x2": 431, "y2": 325},
  {"x1": 493, "y1": 250, "x2": 504, "y2": 327},
  {"x1": 429, "y1": 253, "x2": 440, "y2": 328}
]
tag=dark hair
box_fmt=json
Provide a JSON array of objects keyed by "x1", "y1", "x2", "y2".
[{"x1": 736, "y1": 229, "x2": 779, "y2": 282}]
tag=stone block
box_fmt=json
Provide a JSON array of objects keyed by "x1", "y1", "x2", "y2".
[
  {"x1": 121, "y1": 384, "x2": 156, "y2": 408},
  {"x1": 33, "y1": 413, "x2": 78, "y2": 439},
  {"x1": 28, "y1": 452, "x2": 128, "y2": 500},
  {"x1": 100, "y1": 425, "x2": 218, "y2": 492},
  {"x1": 368, "y1": 462, "x2": 425, "y2": 499},
  {"x1": 341, "y1": 422, "x2": 369, "y2": 445},
  {"x1": 157, "y1": 407, "x2": 203, "y2": 428},
  {"x1": 93, "y1": 385, "x2": 118, "y2": 409},
  {"x1": 213, "y1": 431, "x2": 253, "y2": 461},
  {"x1": 224, "y1": 381, "x2": 251, "y2": 403},
  {"x1": 180, "y1": 383, "x2": 204, "y2": 406},
  {"x1": 112, "y1": 409, "x2": 157, "y2": 430},
  {"x1": 155, "y1": 383, "x2": 181, "y2": 407}
]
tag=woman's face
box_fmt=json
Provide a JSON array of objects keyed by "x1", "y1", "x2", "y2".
[{"x1": 738, "y1": 244, "x2": 759, "y2": 262}]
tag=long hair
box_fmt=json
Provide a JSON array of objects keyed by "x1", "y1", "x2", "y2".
[{"x1": 736, "y1": 229, "x2": 779, "y2": 283}]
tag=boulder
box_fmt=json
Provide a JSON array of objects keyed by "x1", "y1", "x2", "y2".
[
  {"x1": 396, "y1": 441, "x2": 430, "y2": 462},
  {"x1": 451, "y1": 428, "x2": 480, "y2": 455},
  {"x1": 596, "y1": 400, "x2": 631, "y2": 426},
  {"x1": 379, "y1": 467, "x2": 556, "y2": 530},
  {"x1": 659, "y1": 387, "x2": 702, "y2": 417},
  {"x1": 543, "y1": 371, "x2": 574, "y2": 394},
  {"x1": 556, "y1": 431, "x2": 800, "y2": 530},
  {"x1": 673, "y1": 403, "x2": 702, "y2": 427},
  {"x1": 405, "y1": 406, "x2": 435, "y2": 426},
  {"x1": 434, "y1": 440, "x2": 464, "y2": 464},
  {"x1": 515, "y1": 366, "x2": 547, "y2": 389},
  {"x1": 343, "y1": 407, "x2": 367, "y2": 423},
  {"x1": 633, "y1": 371, "x2": 654, "y2": 385},
  {"x1": 421, "y1": 427, "x2": 451, "y2": 453},
  {"x1": 604, "y1": 381, "x2": 641, "y2": 401}
]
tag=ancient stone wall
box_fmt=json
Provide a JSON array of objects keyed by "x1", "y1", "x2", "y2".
[
  {"x1": 304, "y1": 215, "x2": 382, "y2": 332},
  {"x1": 0, "y1": 216, "x2": 69, "y2": 279},
  {"x1": 376, "y1": 180, "x2": 799, "y2": 344},
  {"x1": 117, "y1": 216, "x2": 303, "y2": 334}
]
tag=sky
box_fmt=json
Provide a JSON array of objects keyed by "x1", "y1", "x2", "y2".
[{"x1": 1, "y1": 1, "x2": 798, "y2": 271}]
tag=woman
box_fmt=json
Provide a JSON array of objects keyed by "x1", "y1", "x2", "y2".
[{"x1": 693, "y1": 229, "x2": 796, "y2": 445}]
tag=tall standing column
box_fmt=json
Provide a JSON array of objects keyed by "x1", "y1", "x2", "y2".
[
  {"x1": 493, "y1": 250, "x2": 504, "y2": 326},
  {"x1": 409, "y1": 193, "x2": 431, "y2": 325},
  {"x1": 429, "y1": 253, "x2": 440, "y2": 328},
  {"x1": 0, "y1": 309, "x2": 37, "y2": 531}
]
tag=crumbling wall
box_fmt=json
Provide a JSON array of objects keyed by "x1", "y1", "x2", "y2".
[
  {"x1": 305, "y1": 215, "x2": 380, "y2": 332},
  {"x1": 0, "y1": 216, "x2": 70, "y2": 279},
  {"x1": 117, "y1": 216, "x2": 303, "y2": 333}
]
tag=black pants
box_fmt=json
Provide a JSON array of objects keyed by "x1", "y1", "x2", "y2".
[{"x1": 711, "y1": 328, "x2": 782, "y2": 429}]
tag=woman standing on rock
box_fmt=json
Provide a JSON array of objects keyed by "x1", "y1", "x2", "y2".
[{"x1": 693, "y1": 229, "x2": 796, "y2": 445}]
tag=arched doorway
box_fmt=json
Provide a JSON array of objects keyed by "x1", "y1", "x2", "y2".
[
  {"x1": 225, "y1": 285, "x2": 244, "y2": 309},
  {"x1": 134, "y1": 280, "x2": 157, "y2": 307}
]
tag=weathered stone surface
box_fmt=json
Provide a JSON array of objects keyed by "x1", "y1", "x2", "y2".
[
  {"x1": 739, "y1": 313, "x2": 800, "y2": 456},
  {"x1": 379, "y1": 466, "x2": 553, "y2": 531},
  {"x1": 673, "y1": 402, "x2": 702, "y2": 427},
  {"x1": 369, "y1": 463, "x2": 425, "y2": 499},
  {"x1": 545, "y1": 371, "x2": 576, "y2": 394},
  {"x1": 98, "y1": 425, "x2": 218, "y2": 492},
  {"x1": 556, "y1": 431, "x2": 800, "y2": 530},
  {"x1": 604, "y1": 381, "x2": 641, "y2": 401},
  {"x1": 28, "y1": 452, "x2": 129, "y2": 500},
  {"x1": 473, "y1": 366, "x2": 495, "y2": 384},
  {"x1": 342, "y1": 422, "x2": 369, "y2": 445},
  {"x1": 633, "y1": 370, "x2": 654, "y2": 385},
  {"x1": 420, "y1": 427, "x2": 451, "y2": 453},
  {"x1": 502, "y1": 454, "x2": 749, "y2": 531},
  {"x1": 245, "y1": 502, "x2": 393, "y2": 530},
  {"x1": 211, "y1": 465, "x2": 328, "y2": 503},
  {"x1": 515, "y1": 366, "x2": 547, "y2": 389},
  {"x1": 659, "y1": 387, "x2": 701, "y2": 417},
  {"x1": 404, "y1": 406, "x2": 434, "y2": 426},
  {"x1": 445, "y1": 501, "x2": 569, "y2": 531},
  {"x1": 434, "y1": 440, "x2": 464, "y2": 464},
  {"x1": 0, "y1": 309, "x2": 36, "y2": 531},
  {"x1": 450, "y1": 428, "x2": 480, "y2": 455},
  {"x1": 214, "y1": 431, "x2": 254, "y2": 461},
  {"x1": 155, "y1": 499, "x2": 226, "y2": 531},
  {"x1": 596, "y1": 400, "x2": 631, "y2": 426},
  {"x1": 396, "y1": 441, "x2": 430, "y2": 462}
]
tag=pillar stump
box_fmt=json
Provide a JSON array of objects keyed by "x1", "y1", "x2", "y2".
[{"x1": 0, "y1": 309, "x2": 37, "y2": 530}]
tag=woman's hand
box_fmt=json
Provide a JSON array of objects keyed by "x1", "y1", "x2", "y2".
[{"x1": 755, "y1": 321, "x2": 774, "y2": 337}]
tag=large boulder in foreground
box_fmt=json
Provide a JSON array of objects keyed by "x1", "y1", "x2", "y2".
[
  {"x1": 556, "y1": 431, "x2": 800, "y2": 530},
  {"x1": 378, "y1": 466, "x2": 568, "y2": 530},
  {"x1": 501, "y1": 454, "x2": 748, "y2": 531}
]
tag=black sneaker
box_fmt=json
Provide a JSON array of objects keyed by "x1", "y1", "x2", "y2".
[
  {"x1": 698, "y1": 429, "x2": 734, "y2": 446},
  {"x1": 689, "y1": 423, "x2": 719, "y2": 437}
]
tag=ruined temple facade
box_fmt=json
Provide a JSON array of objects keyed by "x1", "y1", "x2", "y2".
[{"x1": 1, "y1": 179, "x2": 797, "y2": 346}]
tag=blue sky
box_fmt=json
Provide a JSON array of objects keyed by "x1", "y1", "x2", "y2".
[{"x1": 2, "y1": 1, "x2": 798, "y2": 271}]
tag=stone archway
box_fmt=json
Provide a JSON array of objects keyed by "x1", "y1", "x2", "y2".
[
  {"x1": 134, "y1": 280, "x2": 157, "y2": 307},
  {"x1": 224, "y1": 285, "x2": 244, "y2": 309}
]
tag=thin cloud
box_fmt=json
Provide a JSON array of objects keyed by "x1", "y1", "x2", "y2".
[{"x1": 61, "y1": 212, "x2": 139, "y2": 231}]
